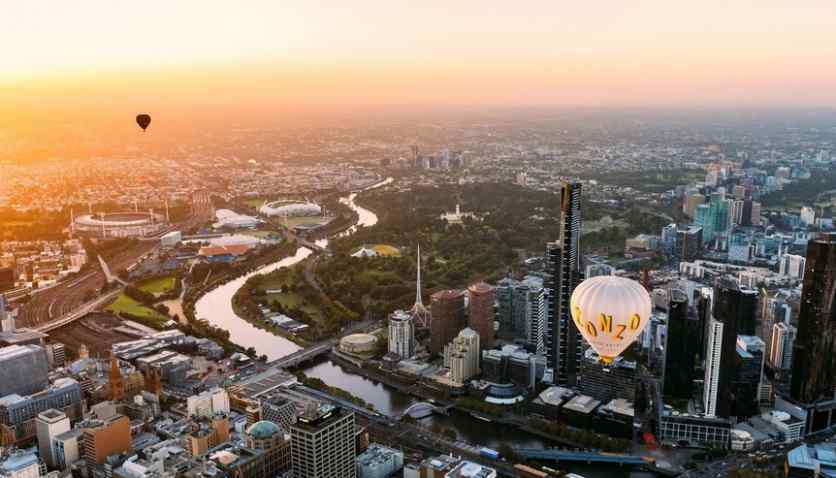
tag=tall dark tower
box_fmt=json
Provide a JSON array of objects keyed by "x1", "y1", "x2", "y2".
[
  {"x1": 663, "y1": 289, "x2": 699, "y2": 400},
  {"x1": 791, "y1": 234, "x2": 836, "y2": 405},
  {"x1": 713, "y1": 280, "x2": 758, "y2": 336},
  {"x1": 546, "y1": 181, "x2": 583, "y2": 387}
]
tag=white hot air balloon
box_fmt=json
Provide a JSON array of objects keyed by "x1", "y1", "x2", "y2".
[{"x1": 570, "y1": 275, "x2": 652, "y2": 364}]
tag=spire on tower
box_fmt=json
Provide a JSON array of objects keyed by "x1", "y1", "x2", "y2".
[{"x1": 410, "y1": 243, "x2": 431, "y2": 329}]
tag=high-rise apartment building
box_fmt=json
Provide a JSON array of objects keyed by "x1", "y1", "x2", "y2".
[
  {"x1": 443, "y1": 328, "x2": 480, "y2": 385},
  {"x1": 467, "y1": 282, "x2": 495, "y2": 349},
  {"x1": 546, "y1": 181, "x2": 583, "y2": 387},
  {"x1": 387, "y1": 309, "x2": 415, "y2": 360},
  {"x1": 791, "y1": 234, "x2": 836, "y2": 405},
  {"x1": 703, "y1": 319, "x2": 725, "y2": 418},
  {"x1": 290, "y1": 404, "x2": 356, "y2": 478},
  {"x1": 769, "y1": 322, "x2": 796, "y2": 370},
  {"x1": 429, "y1": 290, "x2": 466, "y2": 355}
]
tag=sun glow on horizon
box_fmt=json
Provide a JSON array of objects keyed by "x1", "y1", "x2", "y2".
[{"x1": 3, "y1": 0, "x2": 836, "y2": 109}]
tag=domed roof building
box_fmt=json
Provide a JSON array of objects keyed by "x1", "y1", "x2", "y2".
[{"x1": 245, "y1": 420, "x2": 284, "y2": 450}]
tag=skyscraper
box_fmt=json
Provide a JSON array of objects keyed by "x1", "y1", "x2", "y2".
[
  {"x1": 703, "y1": 318, "x2": 725, "y2": 418},
  {"x1": 290, "y1": 404, "x2": 356, "y2": 478},
  {"x1": 664, "y1": 289, "x2": 700, "y2": 400},
  {"x1": 546, "y1": 181, "x2": 583, "y2": 387},
  {"x1": 714, "y1": 280, "x2": 758, "y2": 336},
  {"x1": 429, "y1": 290, "x2": 466, "y2": 355},
  {"x1": 733, "y1": 335, "x2": 765, "y2": 419},
  {"x1": 791, "y1": 234, "x2": 836, "y2": 405},
  {"x1": 467, "y1": 282, "x2": 495, "y2": 349},
  {"x1": 388, "y1": 309, "x2": 415, "y2": 359},
  {"x1": 703, "y1": 280, "x2": 750, "y2": 418}
]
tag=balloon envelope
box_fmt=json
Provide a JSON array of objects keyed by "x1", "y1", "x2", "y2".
[
  {"x1": 136, "y1": 114, "x2": 151, "y2": 131},
  {"x1": 570, "y1": 275, "x2": 652, "y2": 363}
]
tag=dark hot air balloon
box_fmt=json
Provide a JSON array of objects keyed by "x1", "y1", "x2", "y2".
[{"x1": 136, "y1": 114, "x2": 151, "y2": 132}]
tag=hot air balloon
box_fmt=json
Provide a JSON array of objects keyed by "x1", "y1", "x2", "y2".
[
  {"x1": 570, "y1": 275, "x2": 652, "y2": 364},
  {"x1": 136, "y1": 114, "x2": 151, "y2": 132}
]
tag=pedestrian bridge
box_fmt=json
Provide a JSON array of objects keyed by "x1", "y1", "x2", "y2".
[
  {"x1": 397, "y1": 402, "x2": 453, "y2": 420},
  {"x1": 514, "y1": 449, "x2": 653, "y2": 466}
]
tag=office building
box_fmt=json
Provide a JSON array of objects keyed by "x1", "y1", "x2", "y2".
[
  {"x1": 800, "y1": 206, "x2": 816, "y2": 226},
  {"x1": 260, "y1": 396, "x2": 296, "y2": 433},
  {"x1": 0, "y1": 451, "x2": 40, "y2": 478},
  {"x1": 187, "y1": 388, "x2": 230, "y2": 418},
  {"x1": 53, "y1": 429, "x2": 81, "y2": 470},
  {"x1": 243, "y1": 421, "x2": 291, "y2": 477},
  {"x1": 660, "y1": 412, "x2": 731, "y2": 449},
  {"x1": 429, "y1": 290, "x2": 466, "y2": 355},
  {"x1": 187, "y1": 415, "x2": 231, "y2": 457},
  {"x1": 663, "y1": 289, "x2": 700, "y2": 400},
  {"x1": 546, "y1": 181, "x2": 583, "y2": 387},
  {"x1": 733, "y1": 336, "x2": 765, "y2": 419},
  {"x1": 443, "y1": 328, "x2": 480, "y2": 385},
  {"x1": 676, "y1": 226, "x2": 703, "y2": 261},
  {"x1": 683, "y1": 192, "x2": 706, "y2": 219},
  {"x1": 715, "y1": 280, "x2": 758, "y2": 336},
  {"x1": 387, "y1": 310, "x2": 415, "y2": 360},
  {"x1": 290, "y1": 404, "x2": 356, "y2": 478},
  {"x1": 791, "y1": 233, "x2": 836, "y2": 403},
  {"x1": 467, "y1": 282, "x2": 495, "y2": 349},
  {"x1": 82, "y1": 414, "x2": 132, "y2": 465},
  {"x1": 355, "y1": 444, "x2": 403, "y2": 478},
  {"x1": 36, "y1": 409, "x2": 70, "y2": 468},
  {"x1": 481, "y1": 345, "x2": 537, "y2": 390},
  {"x1": 779, "y1": 254, "x2": 806, "y2": 279},
  {"x1": 579, "y1": 349, "x2": 637, "y2": 403},
  {"x1": 790, "y1": 234, "x2": 836, "y2": 433},
  {"x1": 769, "y1": 322, "x2": 796, "y2": 370},
  {"x1": 0, "y1": 377, "x2": 83, "y2": 447},
  {"x1": 0, "y1": 345, "x2": 49, "y2": 398}
]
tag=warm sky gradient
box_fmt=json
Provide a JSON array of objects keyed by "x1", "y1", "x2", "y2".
[{"x1": 3, "y1": 1, "x2": 836, "y2": 111}]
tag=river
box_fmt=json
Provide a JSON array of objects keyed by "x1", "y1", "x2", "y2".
[{"x1": 193, "y1": 178, "x2": 656, "y2": 478}]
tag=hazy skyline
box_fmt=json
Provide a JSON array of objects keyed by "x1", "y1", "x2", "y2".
[{"x1": 3, "y1": 1, "x2": 836, "y2": 111}]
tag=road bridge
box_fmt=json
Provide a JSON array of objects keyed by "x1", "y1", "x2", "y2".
[{"x1": 514, "y1": 449, "x2": 654, "y2": 466}]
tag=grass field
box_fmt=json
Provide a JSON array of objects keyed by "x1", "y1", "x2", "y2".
[
  {"x1": 106, "y1": 294, "x2": 168, "y2": 323},
  {"x1": 137, "y1": 276, "x2": 177, "y2": 295},
  {"x1": 372, "y1": 244, "x2": 401, "y2": 257},
  {"x1": 353, "y1": 243, "x2": 401, "y2": 257}
]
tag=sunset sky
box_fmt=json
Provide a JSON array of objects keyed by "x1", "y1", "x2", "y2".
[{"x1": 3, "y1": 0, "x2": 836, "y2": 111}]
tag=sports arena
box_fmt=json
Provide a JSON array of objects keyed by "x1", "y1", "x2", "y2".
[
  {"x1": 73, "y1": 212, "x2": 166, "y2": 238},
  {"x1": 258, "y1": 200, "x2": 322, "y2": 217}
]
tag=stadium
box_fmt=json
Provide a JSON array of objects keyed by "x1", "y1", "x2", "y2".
[
  {"x1": 258, "y1": 200, "x2": 322, "y2": 217},
  {"x1": 73, "y1": 212, "x2": 166, "y2": 238}
]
